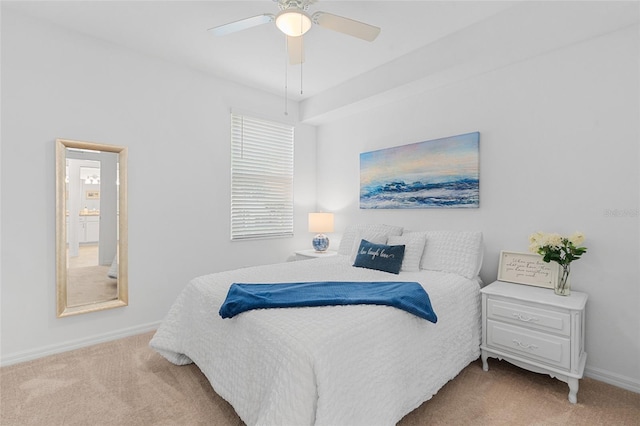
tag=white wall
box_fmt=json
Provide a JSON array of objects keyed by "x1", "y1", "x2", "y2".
[
  {"x1": 316, "y1": 25, "x2": 640, "y2": 391},
  {"x1": 0, "y1": 9, "x2": 317, "y2": 363}
]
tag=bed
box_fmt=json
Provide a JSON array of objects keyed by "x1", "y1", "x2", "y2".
[{"x1": 150, "y1": 225, "x2": 484, "y2": 425}]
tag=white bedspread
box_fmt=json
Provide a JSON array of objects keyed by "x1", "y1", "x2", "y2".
[{"x1": 150, "y1": 255, "x2": 481, "y2": 426}]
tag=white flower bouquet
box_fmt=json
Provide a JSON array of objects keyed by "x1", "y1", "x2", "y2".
[{"x1": 528, "y1": 231, "x2": 587, "y2": 295}]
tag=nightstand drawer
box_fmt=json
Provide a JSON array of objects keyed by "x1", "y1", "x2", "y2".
[
  {"x1": 486, "y1": 320, "x2": 570, "y2": 369},
  {"x1": 487, "y1": 298, "x2": 571, "y2": 336}
]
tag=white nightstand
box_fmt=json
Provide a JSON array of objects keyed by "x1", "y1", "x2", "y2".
[
  {"x1": 294, "y1": 249, "x2": 338, "y2": 261},
  {"x1": 480, "y1": 280, "x2": 588, "y2": 404}
]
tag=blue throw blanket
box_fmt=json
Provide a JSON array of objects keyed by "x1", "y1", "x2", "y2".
[{"x1": 219, "y1": 281, "x2": 437, "y2": 323}]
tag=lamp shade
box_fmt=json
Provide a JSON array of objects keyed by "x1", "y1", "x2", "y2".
[
  {"x1": 308, "y1": 212, "x2": 334, "y2": 233},
  {"x1": 276, "y1": 10, "x2": 312, "y2": 37}
]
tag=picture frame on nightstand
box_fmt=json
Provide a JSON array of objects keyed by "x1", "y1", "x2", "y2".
[{"x1": 497, "y1": 250, "x2": 559, "y2": 289}]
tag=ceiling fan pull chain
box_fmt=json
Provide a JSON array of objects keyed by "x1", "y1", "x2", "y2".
[
  {"x1": 300, "y1": 13, "x2": 304, "y2": 95},
  {"x1": 284, "y1": 36, "x2": 289, "y2": 116}
]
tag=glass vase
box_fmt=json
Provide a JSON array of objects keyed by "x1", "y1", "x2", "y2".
[{"x1": 555, "y1": 264, "x2": 571, "y2": 296}]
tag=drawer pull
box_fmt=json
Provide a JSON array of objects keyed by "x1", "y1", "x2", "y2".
[
  {"x1": 512, "y1": 313, "x2": 539, "y2": 322},
  {"x1": 512, "y1": 339, "x2": 538, "y2": 350}
]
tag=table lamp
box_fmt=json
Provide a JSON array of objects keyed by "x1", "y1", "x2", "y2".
[{"x1": 308, "y1": 212, "x2": 334, "y2": 252}]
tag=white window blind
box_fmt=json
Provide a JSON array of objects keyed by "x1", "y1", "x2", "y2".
[{"x1": 230, "y1": 113, "x2": 294, "y2": 240}]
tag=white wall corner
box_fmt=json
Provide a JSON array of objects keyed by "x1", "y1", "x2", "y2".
[{"x1": 585, "y1": 365, "x2": 640, "y2": 394}]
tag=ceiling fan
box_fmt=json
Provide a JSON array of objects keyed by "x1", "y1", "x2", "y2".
[{"x1": 208, "y1": 0, "x2": 381, "y2": 65}]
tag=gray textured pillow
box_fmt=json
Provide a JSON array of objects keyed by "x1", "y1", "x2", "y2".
[
  {"x1": 338, "y1": 224, "x2": 403, "y2": 256},
  {"x1": 420, "y1": 231, "x2": 483, "y2": 279},
  {"x1": 387, "y1": 233, "x2": 427, "y2": 272}
]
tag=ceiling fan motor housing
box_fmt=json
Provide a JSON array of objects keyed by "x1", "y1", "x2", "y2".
[{"x1": 276, "y1": 0, "x2": 310, "y2": 12}]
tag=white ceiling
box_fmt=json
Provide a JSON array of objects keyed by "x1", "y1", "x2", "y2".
[
  {"x1": 4, "y1": 1, "x2": 638, "y2": 123},
  {"x1": 3, "y1": 1, "x2": 515, "y2": 98}
]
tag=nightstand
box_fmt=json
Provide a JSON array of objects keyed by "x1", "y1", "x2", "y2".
[
  {"x1": 480, "y1": 280, "x2": 588, "y2": 403},
  {"x1": 294, "y1": 249, "x2": 338, "y2": 261}
]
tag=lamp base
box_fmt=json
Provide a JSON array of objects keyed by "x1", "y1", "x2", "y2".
[{"x1": 312, "y1": 234, "x2": 330, "y2": 252}]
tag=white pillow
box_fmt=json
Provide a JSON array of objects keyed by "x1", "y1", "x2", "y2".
[
  {"x1": 420, "y1": 231, "x2": 483, "y2": 279},
  {"x1": 338, "y1": 224, "x2": 403, "y2": 256},
  {"x1": 387, "y1": 233, "x2": 427, "y2": 272}
]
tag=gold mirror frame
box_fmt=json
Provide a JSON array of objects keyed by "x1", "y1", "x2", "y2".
[{"x1": 55, "y1": 138, "x2": 128, "y2": 317}]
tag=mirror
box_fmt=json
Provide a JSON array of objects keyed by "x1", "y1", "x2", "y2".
[{"x1": 56, "y1": 138, "x2": 128, "y2": 317}]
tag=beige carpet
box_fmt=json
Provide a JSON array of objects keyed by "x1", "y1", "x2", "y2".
[
  {"x1": 66, "y1": 265, "x2": 117, "y2": 306},
  {"x1": 1, "y1": 332, "x2": 638, "y2": 426},
  {"x1": 66, "y1": 244, "x2": 117, "y2": 306}
]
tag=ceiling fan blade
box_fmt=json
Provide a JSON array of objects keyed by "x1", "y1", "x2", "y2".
[
  {"x1": 312, "y1": 11, "x2": 380, "y2": 42},
  {"x1": 287, "y1": 36, "x2": 305, "y2": 65},
  {"x1": 208, "y1": 14, "x2": 275, "y2": 36}
]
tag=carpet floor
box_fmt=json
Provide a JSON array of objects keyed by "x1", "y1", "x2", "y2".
[
  {"x1": 66, "y1": 244, "x2": 118, "y2": 306},
  {"x1": 1, "y1": 331, "x2": 638, "y2": 425},
  {"x1": 66, "y1": 265, "x2": 118, "y2": 307}
]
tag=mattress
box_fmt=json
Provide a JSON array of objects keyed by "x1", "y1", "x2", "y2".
[{"x1": 150, "y1": 255, "x2": 481, "y2": 425}]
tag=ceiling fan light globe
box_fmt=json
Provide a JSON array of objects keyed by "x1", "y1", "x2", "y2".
[{"x1": 276, "y1": 10, "x2": 312, "y2": 37}]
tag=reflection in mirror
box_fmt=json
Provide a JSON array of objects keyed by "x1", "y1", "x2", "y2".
[{"x1": 56, "y1": 139, "x2": 128, "y2": 317}]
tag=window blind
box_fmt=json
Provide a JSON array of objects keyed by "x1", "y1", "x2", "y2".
[{"x1": 230, "y1": 113, "x2": 294, "y2": 240}]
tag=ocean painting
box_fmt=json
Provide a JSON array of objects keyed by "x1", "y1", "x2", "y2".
[{"x1": 360, "y1": 132, "x2": 479, "y2": 209}]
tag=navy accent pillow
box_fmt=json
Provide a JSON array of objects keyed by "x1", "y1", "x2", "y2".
[{"x1": 353, "y1": 239, "x2": 406, "y2": 274}]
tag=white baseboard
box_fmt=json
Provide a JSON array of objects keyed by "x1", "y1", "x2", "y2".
[
  {"x1": 585, "y1": 365, "x2": 640, "y2": 394},
  {"x1": 0, "y1": 321, "x2": 161, "y2": 367}
]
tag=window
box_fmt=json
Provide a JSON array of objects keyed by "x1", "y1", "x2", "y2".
[{"x1": 230, "y1": 113, "x2": 294, "y2": 240}]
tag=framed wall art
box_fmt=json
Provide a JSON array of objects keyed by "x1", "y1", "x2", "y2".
[
  {"x1": 359, "y1": 132, "x2": 479, "y2": 209},
  {"x1": 86, "y1": 190, "x2": 100, "y2": 200}
]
